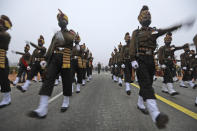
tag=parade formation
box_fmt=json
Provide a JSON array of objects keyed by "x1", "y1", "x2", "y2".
[{"x1": 0, "y1": 5, "x2": 197, "y2": 130}]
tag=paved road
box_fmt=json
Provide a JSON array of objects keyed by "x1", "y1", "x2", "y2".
[{"x1": 0, "y1": 72, "x2": 197, "y2": 131}]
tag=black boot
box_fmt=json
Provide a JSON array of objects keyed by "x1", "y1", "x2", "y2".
[
  {"x1": 27, "y1": 111, "x2": 46, "y2": 119},
  {"x1": 16, "y1": 86, "x2": 26, "y2": 93},
  {"x1": 126, "y1": 90, "x2": 131, "y2": 96},
  {"x1": 155, "y1": 113, "x2": 169, "y2": 129},
  {"x1": 60, "y1": 107, "x2": 69, "y2": 112}
]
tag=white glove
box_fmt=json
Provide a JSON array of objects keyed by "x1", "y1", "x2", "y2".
[
  {"x1": 195, "y1": 55, "x2": 197, "y2": 58},
  {"x1": 161, "y1": 64, "x2": 166, "y2": 69},
  {"x1": 190, "y1": 68, "x2": 193, "y2": 71},
  {"x1": 111, "y1": 65, "x2": 113, "y2": 68},
  {"x1": 121, "y1": 64, "x2": 125, "y2": 68},
  {"x1": 76, "y1": 44, "x2": 80, "y2": 51},
  {"x1": 131, "y1": 61, "x2": 139, "y2": 69},
  {"x1": 40, "y1": 61, "x2": 47, "y2": 69},
  {"x1": 115, "y1": 64, "x2": 117, "y2": 68},
  {"x1": 183, "y1": 67, "x2": 187, "y2": 70},
  {"x1": 27, "y1": 66, "x2": 31, "y2": 71}
]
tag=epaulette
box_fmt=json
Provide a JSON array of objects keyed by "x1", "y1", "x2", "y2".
[{"x1": 69, "y1": 29, "x2": 76, "y2": 36}]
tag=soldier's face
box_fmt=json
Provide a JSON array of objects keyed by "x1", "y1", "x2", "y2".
[
  {"x1": 140, "y1": 11, "x2": 151, "y2": 27},
  {"x1": 125, "y1": 35, "x2": 130, "y2": 43},
  {"x1": 58, "y1": 18, "x2": 68, "y2": 29},
  {"x1": 184, "y1": 48, "x2": 190, "y2": 52},
  {"x1": 38, "y1": 42, "x2": 43, "y2": 47},
  {"x1": 24, "y1": 48, "x2": 29, "y2": 53}
]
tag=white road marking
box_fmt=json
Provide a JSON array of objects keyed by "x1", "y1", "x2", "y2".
[{"x1": 49, "y1": 92, "x2": 63, "y2": 104}]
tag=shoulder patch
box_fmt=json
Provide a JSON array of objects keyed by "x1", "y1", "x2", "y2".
[{"x1": 69, "y1": 29, "x2": 76, "y2": 36}]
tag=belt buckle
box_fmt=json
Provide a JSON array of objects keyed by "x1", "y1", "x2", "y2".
[
  {"x1": 58, "y1": 47, "x2": 64, "y2": 51},
  {"x1": 146, "y1": 50, "x2": 152, "y2": 55}
]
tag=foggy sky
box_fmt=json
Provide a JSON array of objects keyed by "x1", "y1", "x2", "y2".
[{"x1": 0, "y1": 0, "x2": 197, "y2": 66}]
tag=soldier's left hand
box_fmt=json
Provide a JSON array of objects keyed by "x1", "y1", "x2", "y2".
[
  {"x1": 40, "y1": 61, "x2": 47, "y2": 69},
  {"x1": 121, "y1": 64, "x2": 125, "y2": 68},
  {"x1": 131, "y1": 61, "x2": 139, "y2": 69},
  {"x1": 76, "y1": 44, "x2": 80, "y2": 51}
]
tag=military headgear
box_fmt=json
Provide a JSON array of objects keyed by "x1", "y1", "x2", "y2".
[
  {"x1": 25, "y1": 44, "x2": 30, "y2": 50},
  {"x1": 75, "y1": 33, "x2": 81, "y2": 43},
  {"x1": 82, "y1": 43, "x2": 86, "y2": 50},
  {"x1": 38, "y1": 35, "x2": 45, "y2": 44},
  {"x1": 183, "y1": 43, "x2": 189, "y2": 48},
  {"x1": 111, "y1": 52, "x2": 114, "y2": 56},
  {"x1": 0, "y1": 15, "x2": 12, "y2": 30},
  {"x1": 57, "y1": 9, "x2": 68, "y2": 23},
  {"x1": 118, "y1": 42, "x2": 122, "y2": 49},
  {"x1": 114, "y1": 47, "x2": 117, "y2": 52},
  {"x1": 164, "y1": 32, "x2": 172, "y2": 44},
  {"x1": 124, "y1": 32, "x2": 130, "y2": 39},
  {"x1": 183, "y1": 43, "x2": 190, "y2": 52},
  {"x1": 138, "y1": 5, "x2": 151, "y2": 26},
  {"x1": 193, "y1": 34, "x2": 197, "y2": 46},
  {"x1": 124, "y1": 32, "x2": 130, "y2": 43}
]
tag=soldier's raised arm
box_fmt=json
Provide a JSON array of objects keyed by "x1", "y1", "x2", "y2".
[{"x1": 155, "y1": 18, "x2": 195, "y2": 38}]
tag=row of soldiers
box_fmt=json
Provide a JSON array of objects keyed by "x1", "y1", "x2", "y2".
[
  {"x1": 0, "y1": 9, "x2": 94, "y2": 118},
  {"x1": 108, "y1": 5, "x2": 196, "y2": 129}
]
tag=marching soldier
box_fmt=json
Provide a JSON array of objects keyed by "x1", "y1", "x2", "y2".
[
  {"x1": 158, "y1": 32, "x2": 186, "y2": 95},
  {"x1": 0, "y1": 15, "x2": 12, "y2": 108},
  {"x1": 11, "y1": 44, "x2": 31, "y2": 85},
  {"x1": 71, "y1": 34, "x2": 83, "y2": 93},
  {"x1": 193, "y1": 34, "x2": 197, "y2": 52},
  {"x1": 16, "y1": 35, "x2": 46, "y2": 92},
  {"x1": 179, "y1": 44, "x2": 197, "y2": 89},
  {"x1": 86, "y1": 50, "x2": 93, "y2": 81},
  {"x1": 88, "y1": 52, "x2": 93, "y2": 80},
  {"x1": 129, "y1": 5, "x2": 194, "y2": 129},
  {"x1": 81, "y1": 43, "x2": 88, "y2": 86},
  {"x1": 117, "y1": 42, "x2": 123, "y2": 86},
  {"x1": 120, "y1": 33, "x2": 133, "y2": 95},
  {"x1": 190, "y1": 50, "x2": 197, "y2": 81},
  {"x1": 28, "y1": 9, "x2": 78, "y2": 118},
  {"x1": 109, "y1": 52, "x2": 114, "y2": 80},
  {"x1": 113, "y1": 47, "x2": 118, "y2": 82},
  {"x1": 97, "y1": 62, "x2": 101, "y2": 74}
]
